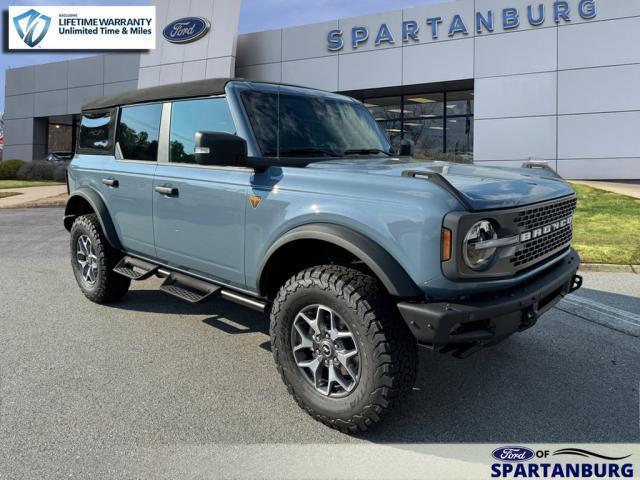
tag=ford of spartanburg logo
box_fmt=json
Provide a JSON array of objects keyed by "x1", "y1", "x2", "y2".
[
  {"x1": 13, "y1": 9, "x2": 51, "y2": 48},
  {"x1": 163, "y1": 17, "x2": 210, "y2": 44},
  {"x1": 492, "y1": 446, "x2": 535, "y2": 463},
  {"x1": 491, "y1": 446, "x2": 634, "y2": 478}
]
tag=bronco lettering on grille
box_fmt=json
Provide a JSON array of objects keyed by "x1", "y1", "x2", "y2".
[{"x1": 519, "y1": 216, "x2": 573, "y2": 243}]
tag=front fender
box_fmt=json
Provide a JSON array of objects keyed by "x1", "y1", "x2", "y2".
[
  {"x1": 257, "y1": 223, "x2": 423, "y2": 298},
  {"x1": 64, "y1": 187, "x2": 122, "y2": 250}
]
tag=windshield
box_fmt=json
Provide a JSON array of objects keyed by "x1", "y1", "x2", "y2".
[{"x1": 240, "y1": 87, "x2": 391, "y2": 158}]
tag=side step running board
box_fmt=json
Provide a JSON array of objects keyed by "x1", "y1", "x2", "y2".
[
  {"x1": 160, "y1": 272, "x2": 269, "y2": 311},
  {"x1": 114, "y1": 256, "x2": 159, "y2": 280},
  {"x1": 220, "y1": 290, "x2": 269, "y2": 312},
  {"x1": 161, "y1": 272, "x2": 221, "y2": 304},
  {"x1": 114, "y1": 257, "x2": 269, "y2": 312}
]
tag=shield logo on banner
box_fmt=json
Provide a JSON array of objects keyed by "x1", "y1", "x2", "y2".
[{"x1": 13, "y1": 9, "x2": 52, "y2": 48}]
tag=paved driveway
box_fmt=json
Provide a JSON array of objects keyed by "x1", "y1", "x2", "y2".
[{"x1": 1, "y1": 208, "x2": 639, "y2": 478}]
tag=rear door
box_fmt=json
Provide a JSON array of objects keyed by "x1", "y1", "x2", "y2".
[
  {"x1": 105, "y1": 103, "x2": 162, "y2": 258},
  {"x1": 152, "y1": 96, "x2": 249, "y2": 288}
]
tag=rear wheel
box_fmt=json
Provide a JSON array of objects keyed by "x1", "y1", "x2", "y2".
[
  {"x1": 270, "y1": 265, "x2": 417, "y2": 432},
  {"x1": 70, "y1": 214, "x2": 130, "y2": 303}
]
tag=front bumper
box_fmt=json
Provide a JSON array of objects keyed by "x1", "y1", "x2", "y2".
[{"x1": 397, "y1": 248, "x2": 582, "y2": 357}]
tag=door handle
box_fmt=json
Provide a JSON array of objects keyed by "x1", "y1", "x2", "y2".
[
  {"x1": 155, "y1": 185, "x2": 179, "y2": 196},
  {"x1": 102, "y1": 178, "x2": 119, "y2": 187}
]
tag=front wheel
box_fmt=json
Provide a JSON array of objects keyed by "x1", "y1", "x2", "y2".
[
  {"x1": 70, "y1": 213, "x2": 130, "y2": 304},
  {"x1": 270, "y1": 265, "x2": 418, "y2": 432}
]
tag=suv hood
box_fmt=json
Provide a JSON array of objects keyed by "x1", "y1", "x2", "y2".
[{"x1": 307, "y1": 158, "x2": 574, "y2": 211}]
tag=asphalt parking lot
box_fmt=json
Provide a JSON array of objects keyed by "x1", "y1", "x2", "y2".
[{"x1": 1, "y1": 208, "x2": 639, "y2": 478}]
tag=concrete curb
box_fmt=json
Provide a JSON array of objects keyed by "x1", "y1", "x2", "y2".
[
  {"x1": 579, "y1": 263, "x2": 638, "y2": 274},
  {"x1": 0, "y1": 193, "x2": 67, "y2": 209}
]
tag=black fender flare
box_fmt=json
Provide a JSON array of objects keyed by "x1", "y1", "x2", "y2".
[
  {"x1": 257, "y1": 223, "x2": 422, "y2": 298},
  {"x1": 63, "y1": 187, "x2": 122, "y2": 250}
]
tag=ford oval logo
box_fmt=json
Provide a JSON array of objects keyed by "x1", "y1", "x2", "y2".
[
  {"x1": 492, "y1": 446, "x2": 535, "y2": 463},
  {"x1": 163, "y1": 17, "x2": 210, "y2": 44}
]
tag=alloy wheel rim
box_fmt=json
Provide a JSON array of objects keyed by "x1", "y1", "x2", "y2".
[
  {"x1": 290, "y1": 304, "x2": 360, "y2": 397},
  {"x1": 76, "y1": 235, "x2": 98, "y2": 285}
]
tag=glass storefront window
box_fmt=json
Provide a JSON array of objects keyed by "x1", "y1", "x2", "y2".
[
  {"x1": 445, "y1": 117, "x2": 473, "y2": 163},
  {"x1": 47, "y1": 114, "x2": 79, "y2": 155},
  {"x1": 361, "y1": 90, "x2": 474, "y2": 163},
  {"x1": 377, "y1": 120, "x2": 403, "y2": 151},
  {"x1": 48, "y1": 123, "x2": 73, "y2": 152},
  {"x1": 403, "y1": 119, "x2": 444, "y2": 160},
  {"x1": 446, "y1": 90, "x2": 474, "y2": 115},
  {"x1": 362, "y1": 97, "x2": 403, "y2": 121},
  {"x1": 404, "y1": 93, "x2": 444, "y2": 119}
]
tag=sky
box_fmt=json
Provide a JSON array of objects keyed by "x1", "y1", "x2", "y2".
[{"x1": 0, "y1": 0, "x2": 440, "y2": 111}]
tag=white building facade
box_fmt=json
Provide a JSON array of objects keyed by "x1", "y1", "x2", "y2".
[{"x1": 4, "y1": 0, "x2": 640, "y2": 179}]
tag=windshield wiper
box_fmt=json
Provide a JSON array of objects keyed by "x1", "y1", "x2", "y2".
[
  {"x1": 264, "y1": 148, "x2": 342, "y2": 158},
  {"x1": 342, "y1": 148, "x2": 393, "y2": 157}
]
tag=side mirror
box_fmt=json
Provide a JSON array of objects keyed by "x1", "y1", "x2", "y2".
[
  {"x1": 399, "y1": 139, "x2": 414, "y2": 157},
  {"x1": 194, "y1": 131, "x2": 248, "y2": 167}
]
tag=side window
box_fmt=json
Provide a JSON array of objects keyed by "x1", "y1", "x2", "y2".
[
  {"x1": 78, "y1": 109, "x2": 115, "y2": 153},
  {"x1": 169, "y1": 97, "x2": 235, "y2": 164},
  {"x1": 116, "y1": 104, "x2": 162, "y2": 161}
]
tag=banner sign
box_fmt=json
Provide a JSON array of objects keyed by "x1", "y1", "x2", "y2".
[{"x1": 8, "y1": 6, "x2": 156, "y2": 50}]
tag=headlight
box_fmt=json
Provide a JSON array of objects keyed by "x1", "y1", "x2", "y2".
[{"x1": 463, "y1": 220, "x2": 498, "y2": 270}]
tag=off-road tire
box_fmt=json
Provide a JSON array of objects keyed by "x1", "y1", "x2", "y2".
[
  {"x1": 70, "y1": 213, "x2": 130, "y2": 303},
  {"x1": 270, "y1": 265, "x2": 418, "y2": 432}
]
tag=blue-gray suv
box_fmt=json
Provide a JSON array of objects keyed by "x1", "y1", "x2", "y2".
[{"x1": 64, "y1": 78, "x2": 582, "y2": 432}]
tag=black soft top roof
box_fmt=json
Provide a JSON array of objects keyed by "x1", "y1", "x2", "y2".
[{"x1": 82, "y1": 77, "x2": 237, "y2": 111}]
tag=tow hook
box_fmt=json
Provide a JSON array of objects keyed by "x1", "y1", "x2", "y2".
[
  {"x1": 570, "y1": 274, "x2": 583, "y2": 293},
  {"x1": 521, "y1": 308, "x2": 538, "y2": 329}
]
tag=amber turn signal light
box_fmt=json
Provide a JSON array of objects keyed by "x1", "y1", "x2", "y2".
[{"x1": 441, "y1": 228, "x2": 452, "y2": 262}]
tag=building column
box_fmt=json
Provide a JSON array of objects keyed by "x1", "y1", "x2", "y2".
[{"x1": 32, "y1": 118, "x2": 48, "y2": 160}]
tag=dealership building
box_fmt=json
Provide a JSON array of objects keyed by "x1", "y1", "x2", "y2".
[{"x1": 3, "y1": 0, "x2": 640, "y2": 179}]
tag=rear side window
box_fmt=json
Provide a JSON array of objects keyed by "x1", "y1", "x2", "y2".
[
  {"x1": 169, "y1": 97, "x2": 236, "y2": 164},
  {"x1": 78, "y1": 109, "x2": 115, "y2": 154},
  {"x1": 116, "y1": 104, "x2": 162, "y2": 161}
]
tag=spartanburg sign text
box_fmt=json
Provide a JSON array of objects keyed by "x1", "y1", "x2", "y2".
[{"x1": 327, "y1": 0, "x2": 597, "y2": 50}]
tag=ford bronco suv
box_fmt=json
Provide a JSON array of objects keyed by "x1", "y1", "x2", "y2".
[{"x1": 65, "y1": 78, "x2": 582, "y2": 432}]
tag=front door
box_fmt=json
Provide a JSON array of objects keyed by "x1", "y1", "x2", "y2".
[{"x1": 152, "y1": 97, "x2": 248, "y2": 288}]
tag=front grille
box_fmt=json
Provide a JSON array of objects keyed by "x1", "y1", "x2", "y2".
[
  {"x1": 511, "y1": 226, "x2": 573, "y2": 267},
  {"x1": 510, "y1": 196, "x2": 577, "y2": 268},
  {"x1": 514, "y1": 197, "x2": 577, "y2": 231}
]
